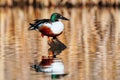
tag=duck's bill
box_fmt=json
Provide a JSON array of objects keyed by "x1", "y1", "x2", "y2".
[{"x1": 61, "y1": 16, "x2": 69, "y2": 21}]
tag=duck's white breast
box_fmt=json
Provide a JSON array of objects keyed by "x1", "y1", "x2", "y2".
[{"x1": 43, "y1": 21, "x2": 64, "y2": 34}]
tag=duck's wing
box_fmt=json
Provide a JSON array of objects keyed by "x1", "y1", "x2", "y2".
[{"x1": 28, "y1": 19, "x2": 50, "y2": 30}]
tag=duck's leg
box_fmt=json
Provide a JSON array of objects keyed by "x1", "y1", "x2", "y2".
[
  {"x1": 48, "y1": 37, "x2": 53, "y2": 44},
  {"x1": 41, "y1": 34, "x2": 44, "y2": 37}
]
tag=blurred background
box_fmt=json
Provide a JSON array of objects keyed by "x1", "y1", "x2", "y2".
[{"x1": 1, "y1": 0, "x2": 120, "y2": 80}]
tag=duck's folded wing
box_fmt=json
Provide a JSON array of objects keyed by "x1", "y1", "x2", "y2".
[{"x1": 28, "y1": 19, "x2": 50, "y2": 30}]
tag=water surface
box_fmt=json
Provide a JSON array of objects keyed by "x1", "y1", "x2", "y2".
[{"x1": 1, "y1": 7, "x2": 120, "y2": 80}]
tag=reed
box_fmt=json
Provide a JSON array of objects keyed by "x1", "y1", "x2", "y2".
[{"x1": 0, "y1": 0, "x2": 120, "y2": 7}]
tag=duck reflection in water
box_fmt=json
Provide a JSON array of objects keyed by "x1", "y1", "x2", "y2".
[{"x1": 31, "y1": 38, "x2": 67, "y2": 79}]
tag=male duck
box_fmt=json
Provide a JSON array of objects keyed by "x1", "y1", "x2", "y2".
[{"x1": 28, "y1": 13, "x2": 69, "y2": 42}]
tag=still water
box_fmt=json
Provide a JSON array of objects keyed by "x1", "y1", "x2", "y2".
[{"x1": 1, "y1": 7, "x2": 120, "y2": 80}]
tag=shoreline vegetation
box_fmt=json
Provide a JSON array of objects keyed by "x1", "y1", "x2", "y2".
[{"x1": 0, "y1": 0, "x2": 120, "y2": 8}]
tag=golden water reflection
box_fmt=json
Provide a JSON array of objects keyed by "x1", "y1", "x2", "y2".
[{"x1": 1, "y1": 7, "x2": 120, "y2": 80}]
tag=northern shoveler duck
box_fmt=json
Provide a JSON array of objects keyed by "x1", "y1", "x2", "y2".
[{"x1": 28, "y1": 13, "x2": 69, "y2": 42}]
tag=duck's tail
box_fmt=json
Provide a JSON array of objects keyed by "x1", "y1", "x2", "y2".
[{"x1": 28, "y1": 23, "x2": 38, "y2": 31}]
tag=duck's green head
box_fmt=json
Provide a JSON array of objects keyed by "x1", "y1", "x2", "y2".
[{"x1": 50, "y1": 13, "x2": 69, "y2": 22}]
